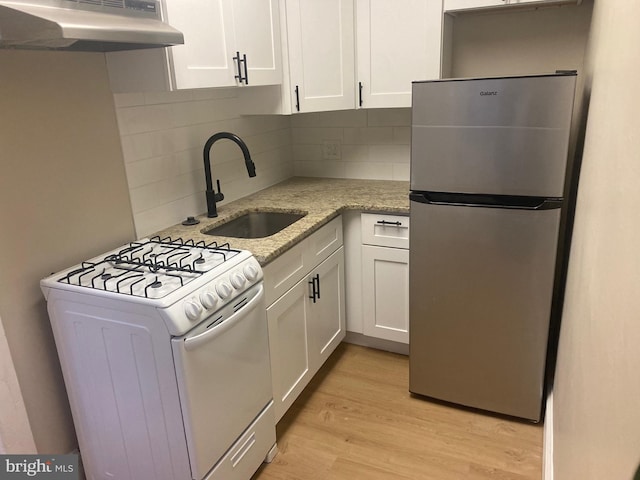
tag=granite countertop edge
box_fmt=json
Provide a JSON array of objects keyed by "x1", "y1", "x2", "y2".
[{"x1": 153, "y1": 177, "x2": 410, "y2": 266}]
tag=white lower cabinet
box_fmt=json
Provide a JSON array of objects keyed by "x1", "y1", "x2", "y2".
[
  {"x1": 266, "y1": 278, "x2": 312, "y2": 421},
  {"x1": 264, "y1": 218, "x2": 345, "y2": 422},
  {"x1": 361, "y1": 213, "x2": 410, "y2": 344},
  {"x1": 362, "y1": 245, "x2": 410, "y2": 343},
  {"x1": 308, "y1": 248, "x2": 345, "y2": 368}
]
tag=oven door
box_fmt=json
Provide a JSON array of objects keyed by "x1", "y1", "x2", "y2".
[{"x1": 171, "y1": 282, "x2": 273, "y2": 480}]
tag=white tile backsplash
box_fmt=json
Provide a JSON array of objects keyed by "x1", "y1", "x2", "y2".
[
  {"x1": 290, "y1": 109, "x2": 411, "y2": 181},
  {"x1": 114, "y1": 96, "x2": 410, "y2": 238},
  {"x1": 343, "y1": 127, "x2": 394, "y2": 145},
  {"x1": 369, "y1": 145, "x2": 411, "y2": 163},
  {"x1": 291, "y1": 127, "x2": 345, "y2": 145},
  {"x1": 289, "y1": 109, "x2": 368, "y2": 128},
  {"x1": 341, "y1": 144, "x2": 369, "y2": 162},
  {"x1": 343, "y1": 162, "x2": 394, "y2": 180},
  {"x1": 367, "y1": 108, "x2": 412, "y2": 126},
  {"x1": 114, "y1": 89, "x2": 292, "y2": 238}
]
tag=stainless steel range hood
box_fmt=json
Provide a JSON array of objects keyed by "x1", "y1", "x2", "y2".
[{"x1": 0, "y1": 0, "x2": 184, "y2": 52}]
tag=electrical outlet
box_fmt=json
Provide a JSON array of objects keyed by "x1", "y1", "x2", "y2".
[{"x1": 322, "y1": 140, "x2": 341, "y2": 160}]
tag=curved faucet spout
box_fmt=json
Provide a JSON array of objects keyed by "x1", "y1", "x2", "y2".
[{"x1": 203, "y1": 132, "x2": 256, "y2": 218}]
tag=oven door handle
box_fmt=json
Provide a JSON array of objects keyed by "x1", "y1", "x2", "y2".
[{"x1": 183, "y1": 284, "x2": 264, "y2": 352}]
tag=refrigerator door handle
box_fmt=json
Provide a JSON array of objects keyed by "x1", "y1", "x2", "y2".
[{"x1": 410, "y1": 193, "x2": 563, "y2": 210}]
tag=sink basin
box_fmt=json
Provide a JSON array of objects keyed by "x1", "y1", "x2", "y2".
[{"x1": 204, "y1": 211, "x2": 307, "y2": 239}]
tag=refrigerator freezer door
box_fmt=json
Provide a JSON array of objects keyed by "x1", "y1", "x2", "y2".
[
  {"x1": 410, "y1": 75, "x2": 576, "y2": 197},
  {"x1": 408, "y1": 198, "x2": 561, "y2": 421}
]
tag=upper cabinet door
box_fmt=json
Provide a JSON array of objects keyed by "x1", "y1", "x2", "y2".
[
  {"x1": 233, "y1": 0, "x2": 283, "y2": 86},
  {"x1": 444, "y1": 0, "x2": 579, "y2": 12},
  {"x1": 356, "y1": 0, "x2": 443, "y2": 108},
  {"x1": 286, "y1": 0, "x2": 356, "y2": 113},
  {"x1": 107, "y1": 0, "x2": 282, "y2": 92},
  {"x1": 165, "y1": 0, "x2": 237, "y2": 89},
  {"x1": 444, "y1": 0, "x2": 506, "y2": 9}
]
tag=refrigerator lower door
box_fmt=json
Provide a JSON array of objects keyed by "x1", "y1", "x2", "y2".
[{"x1": 409, "y1": 198, "x2": 561, "y2": 421}]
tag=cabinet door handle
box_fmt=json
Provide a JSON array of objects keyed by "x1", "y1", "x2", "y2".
[
  {"x1": 308, "y1": 274, "x2": 320, "y2": 303},
  {"x1": 233, "y1": 51, "x2": 241, "y2": 82},
  {"x1": 376, "y1": 220, "x2": 402, "y2": 226},
  {"x1": 234, "y1": 51, "x2": 247, "y2": 84},
  {"x1": 359, "y1": 81, "x2": 363, "y2": 107},
  {"x1": 294, "y1": 85, "x2": 300, "y2": 112},
  {"x1": 242, "y1": 53, "x2": 249, "y2": 85}
]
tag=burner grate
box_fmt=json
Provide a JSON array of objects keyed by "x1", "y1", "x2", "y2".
[{"x1": 57, "y1": 236, "x2": 241, "y2": 298}]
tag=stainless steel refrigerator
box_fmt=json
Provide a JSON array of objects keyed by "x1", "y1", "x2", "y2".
[{"x1": 408, "y1": 73, "x2": 577, "y2": 422}]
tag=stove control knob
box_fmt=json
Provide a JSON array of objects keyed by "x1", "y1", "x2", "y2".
[
  {"x1": 243, "y1": 264, "x2": 260, "y2": 282},
  {"x1": 216, "y1": 282, "x2": 233, "y2": 300},
  {"x1": 230, "y1": 272, "x2": 246, "y2": 289},
  {"x1": 200, "y1": 291, "x2": 218, "y2": 310},
  {"x1": 184, "y1": 300, "x2": 202, "y2": 321}
]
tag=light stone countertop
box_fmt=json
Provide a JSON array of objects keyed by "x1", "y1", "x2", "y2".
[{"x1": 154, "y1": 177, "x2": 410, "y2": 266}]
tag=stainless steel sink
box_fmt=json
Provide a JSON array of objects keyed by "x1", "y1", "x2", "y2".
[{"x1": 203, "y1": 211, "x2": 307, "y2": 238}]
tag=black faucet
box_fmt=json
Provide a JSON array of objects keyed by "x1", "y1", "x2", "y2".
[{"x1": 203, "y1": 132, "x2": 256, "y2": 217}]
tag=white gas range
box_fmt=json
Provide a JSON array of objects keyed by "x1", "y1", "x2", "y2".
[{"x1": 41, "y1": 236, "x2": 276, "y2": 480}]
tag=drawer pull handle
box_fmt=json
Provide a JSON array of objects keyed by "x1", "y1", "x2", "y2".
[{"x1": 376, "y1": 220, "x2": 402, "y2": 226}]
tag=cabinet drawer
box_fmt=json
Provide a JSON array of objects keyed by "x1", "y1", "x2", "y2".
[
  {"x1": 263, "y1": 241, "x2": 307, "y2": 307},
  {"x1": 206, "y1": 402, "x2": 276, "y2": 480},
  {"x1": 305, "y1": 216, "x2": 344, "y2": 267},
  {"x1": 361, "y1": 213, "x2": 409, "y2": 249},
  {"x1": 264, "y1": 216, "x2": 343, "y2": 306}
]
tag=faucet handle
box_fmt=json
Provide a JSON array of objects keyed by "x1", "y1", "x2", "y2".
[{"x1": 214, "y1": 179, "x2": 225, "y2": 202}]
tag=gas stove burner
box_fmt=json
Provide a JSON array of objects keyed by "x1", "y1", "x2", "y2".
[{"x1": 57, "y1": 236, "x2": 243, "y2": 299}]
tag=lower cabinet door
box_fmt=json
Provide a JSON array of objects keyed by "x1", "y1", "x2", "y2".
[
  {"x1": 362, "y1": 245, "x2": 410, "y2": 343},
  {"x1": 266, "y1": 247, "x2": 346, "y2": 423},
  {"x1": 308, "y1": 247, "x2": 346, "y2": 371},
  {"x1": 267, "y1": 280, "x2": 312, "y2": 422}
]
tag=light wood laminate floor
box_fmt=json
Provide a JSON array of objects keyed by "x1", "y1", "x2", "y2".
[{"x1": 253, "y1": 343, "x2": 542, "y2": 480}]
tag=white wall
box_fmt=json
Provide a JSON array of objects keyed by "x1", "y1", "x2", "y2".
[
  {"x1": 447, "y1": 0, "x2": 592, "y2": 159},
  {"x1": 0, "y1": 49, "x2": 136, "y2": 454},
  {"x1": 291, "y1": 109, "x2": 411, "y2": 181},
  {"x1": 113, "y1": 89, "x2": 293, "y2": 238},
  {"x1": 447, "y1": 2, "x2": 592, "y2": 79},
  {"x1": 0, "y1": 315, "x2": 36, "y2": 454},
  {"x1": 553, "y1": 1, "x2": 640, "y2": 478}
]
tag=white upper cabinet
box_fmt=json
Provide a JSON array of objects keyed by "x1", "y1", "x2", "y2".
[
  {"x1": 356, "y1": 0, "x2": 443, "y2": 108},
  {"x1": 165, "y1": 0, "x2": 236, "y2": 89},
  {"x1": 444, "y1": 0, "x2": 580, "y2": 13},
  {"x1": 107, "y1": 0, "x2": 281, "y2": 92},
  {"x1": 285, "y1": 0, "x2": 356, "y2": 112},
  {"x1": 444, "y1": 0, "x2": 508, "y2": 9},
  {"x1": 233, "y1": 0, "x2": 283, "y2": 86}
]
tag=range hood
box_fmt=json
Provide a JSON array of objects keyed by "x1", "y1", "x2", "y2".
[{"x1": 0, "y1": 0, "x2": 184, "y2": 51}]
